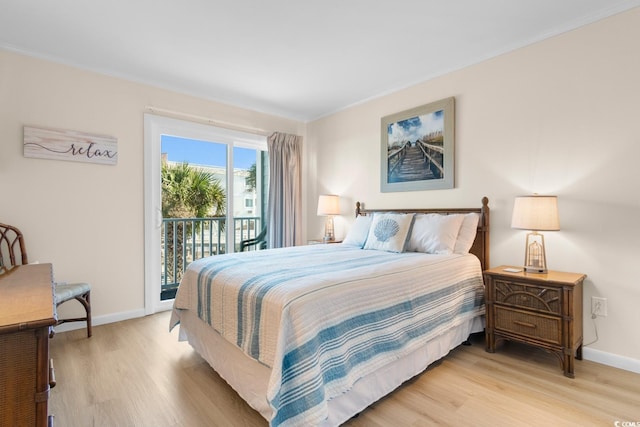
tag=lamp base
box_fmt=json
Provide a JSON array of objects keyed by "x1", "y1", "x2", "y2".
[
  {"x1": 524, "y1": 266, "x2": 548, "y2": 274},
  {"x1": 523, "y1": 231, "x2": 548, "y2": 275},
  {"x1": 323, "y1": 216, "x2": 335, "y2": 242}
]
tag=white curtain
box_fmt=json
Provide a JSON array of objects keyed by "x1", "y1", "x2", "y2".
[{"x1": 267, "y1": 132, "x2": 303, "y2": 248}]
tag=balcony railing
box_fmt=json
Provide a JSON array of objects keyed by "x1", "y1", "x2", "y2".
[{"x1": 161, "y1": 216, "x2": 263, "y2": 300}]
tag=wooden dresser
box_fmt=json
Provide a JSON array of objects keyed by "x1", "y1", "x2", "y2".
[
  {"x1": 0, "y1": 263, "x2": 57, "y2": 427},
  {"x1": 484, "y1": 266, "x2": 585, "y2": 378}
]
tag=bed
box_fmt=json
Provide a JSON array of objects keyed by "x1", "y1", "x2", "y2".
[{"x1": 170, "y1": 197, "x2": 490, "y2": 426}]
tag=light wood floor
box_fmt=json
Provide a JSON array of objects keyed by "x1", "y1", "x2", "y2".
[{"x1": 50, "y1": 311, "x2": 640, "y2": 426}]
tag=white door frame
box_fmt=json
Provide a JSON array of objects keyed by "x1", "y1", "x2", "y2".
[{"x1": 143, "y1": 114, "x2": 266, "y2": 315}]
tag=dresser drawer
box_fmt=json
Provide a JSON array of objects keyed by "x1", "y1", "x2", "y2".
[
  {"x1": 494, "y1": 279, "x2": 561, "y2": 315},
  {"x1": 0, "y1": 330, "x2": 38, "y2": 426},
  {"x1": 494, "y1": 306, "x2": 561, "y2": 345}
]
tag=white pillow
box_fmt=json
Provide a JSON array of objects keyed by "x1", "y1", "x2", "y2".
[
  {"x1": 342, "y1": 215, "x2": 373, "y2": 248},
  {"x1": 363, "y1": 213, "x2": 414, "y2": 253},
  {"x1": 454, "y1": 213, "x2": 480, "y2": 254},
  {"x1": 407, "y1": 213, "x2": 464, "y2": 254}
]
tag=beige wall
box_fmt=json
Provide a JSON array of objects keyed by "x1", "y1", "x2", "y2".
[
  {"x1": 0, "y1": 50, "x2": 304, "y2": 322},
  {"x1": 307, "y1": 9, "x2": 640, "y2": 366}
]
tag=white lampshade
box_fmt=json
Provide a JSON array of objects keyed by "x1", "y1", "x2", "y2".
[
  {"x1": 317, "y1": 194, "x2": 340, "y2": 216},
  {"x1": 511, "y1": 195, "x2": 560, "y2": 231}
]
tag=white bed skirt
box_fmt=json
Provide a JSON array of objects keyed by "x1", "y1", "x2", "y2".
[{"x1": 177, "y1": 310, "x2": 484, "y2": 426}]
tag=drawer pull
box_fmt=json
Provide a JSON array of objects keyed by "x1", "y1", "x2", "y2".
[
  {"x1": 49, "y1": 358, "x2": 56, "y2": 388},
  {"x1": 514, "y1": 320, "x2": 537, "y2": 329}
]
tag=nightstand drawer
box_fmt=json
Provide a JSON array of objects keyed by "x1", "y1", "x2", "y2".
[
  {"x1": 494, "y1": 306, "x2": 561, "y2": 345},
  {"x1": 494, "y1": 280, "x2": 561, "y2": 315}
]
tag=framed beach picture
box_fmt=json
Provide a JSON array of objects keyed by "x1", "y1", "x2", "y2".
[{"x1": 380, "y1": 97, "x2": 454, "y2": 192}]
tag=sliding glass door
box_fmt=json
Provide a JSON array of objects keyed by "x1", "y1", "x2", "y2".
[{"x1": 144, "y1": 114, "x2": 267, "y2": 313}]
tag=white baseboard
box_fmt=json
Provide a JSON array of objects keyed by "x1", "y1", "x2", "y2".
[
  {"x1": 583, "y1": 347, "x2": 640, "y2": 374},
  {"x1": 53, "y1": 308, "x2": 146, "y2": 334}
]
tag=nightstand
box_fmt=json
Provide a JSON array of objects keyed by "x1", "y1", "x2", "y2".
[{"x1": 483, "y1": 266, "x2": 586, "y2": 378}]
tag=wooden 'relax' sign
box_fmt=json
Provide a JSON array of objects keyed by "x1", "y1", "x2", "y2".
[{"x1": 23, "y1": 126, "x2": 118, "y2": 165}]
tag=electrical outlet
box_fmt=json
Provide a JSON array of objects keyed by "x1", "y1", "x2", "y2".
[{"x1": 591, "y1": 296, "x2": 608, "y2": 317}]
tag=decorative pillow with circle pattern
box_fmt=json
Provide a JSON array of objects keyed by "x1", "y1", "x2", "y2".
[{"x1": 363, "y1": 213, "x2": 414, "y2": 253}]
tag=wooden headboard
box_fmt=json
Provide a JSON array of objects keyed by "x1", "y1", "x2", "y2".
[{"x1": 355, "y1": 197, "x2": 490, "y2": 271}]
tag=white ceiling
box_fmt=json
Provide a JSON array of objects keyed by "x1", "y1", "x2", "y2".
[{"x1": 2, "y1": 1, "x2": 639, "y2": 121}]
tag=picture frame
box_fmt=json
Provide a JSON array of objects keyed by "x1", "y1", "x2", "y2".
[{"x1": 380, "y1": 97, "x2": 454, "y2": 192}]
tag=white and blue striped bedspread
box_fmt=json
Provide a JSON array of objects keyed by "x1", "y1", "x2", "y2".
[{"x1": 170, "y1": 244, "x2": 484, "y2": 427}]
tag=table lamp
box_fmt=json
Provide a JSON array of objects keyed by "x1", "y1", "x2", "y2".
[
  {"x1": 317, "y1": 194, "x2": 340, "y2": 242},
  {"x1": 511, "y1": 195, "x2": 560, "y2": 273}
]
